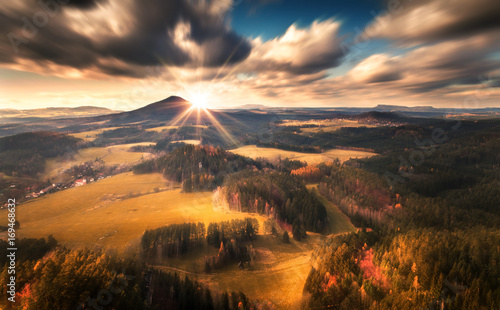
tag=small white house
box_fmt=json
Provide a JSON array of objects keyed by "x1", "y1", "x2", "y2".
[{"x1": 74, "y1": 178, "x2": 87, "y2": 187}]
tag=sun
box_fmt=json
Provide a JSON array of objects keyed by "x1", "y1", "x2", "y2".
[{"x1": 190, "y1": 93, "x2": 208, "y2": 110}]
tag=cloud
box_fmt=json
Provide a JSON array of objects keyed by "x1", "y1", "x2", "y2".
[
  {"x1": 362, "y1": 0, "x2": 500, "y2": 45},
  {"x1": 0, "y1": 0, "x2": 251, "y2": 78},
  {"x1": 398, "y1": 32, "x2": 500, "y2": 92},
  {"x1": 348, "y1": 54, "x2": 402, "y2": 83},
  {"x1": 2, "y1": 0, "x2": 500, "y2": 109},
  {"x1": 65, "y1": 0, "x2": 107, "y2": 10},
  {"x1": 242, "y1": 19, "x2": 347, "y2": 75},
  {"x1": 346, "y1": 30, "x2": 500, "y2": 90},
  {"x1": 228, "y1": 31, "x2": 500, "y2": 107}
]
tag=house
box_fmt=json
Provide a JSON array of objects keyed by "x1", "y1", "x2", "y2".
[
  {"x1": 74, "y1": 178, "x2": 87, "y2": 187},
  {"x1": 39, "y1": 184, "x2": 56, "y2": 195}
]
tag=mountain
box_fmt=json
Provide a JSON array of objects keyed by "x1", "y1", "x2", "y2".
[
  {"x1": 372, "y1": 105, "x2": 438, "y2": 112},
  {"x1": 107, "y1": 96, "x2": 198, "y2": 124},
  {"x1": 127, "y1": 96, "x2": 191, "y2": 114}
]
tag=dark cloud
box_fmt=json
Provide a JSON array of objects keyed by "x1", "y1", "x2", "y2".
[
  {"x1": 65, "y1": 0, "x2": 107, "y2": 10},
  {"x1": 365, "y1": 0, "x2": 500, "y2": 45},
  {"x1": 0, "y1": 0, "x2": 252, "y2": 77},
  {"x1": 365, "y1": 71, "x2": 401, "y2": 84}
]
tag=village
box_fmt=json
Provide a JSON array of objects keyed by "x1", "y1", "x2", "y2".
[{"x1": 1, "y1": 160, "x2": 117, "y2": 208}]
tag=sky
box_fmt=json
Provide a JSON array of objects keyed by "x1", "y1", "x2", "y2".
[{"x1": 1, "y1": 0, "x2": 500, "y2": 110}]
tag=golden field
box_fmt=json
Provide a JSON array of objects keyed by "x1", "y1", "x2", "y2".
[
  {"x1": 8, "y1": 172, "x2": 266, "y2": 252},
  {"x1": 3, "y1": 172, "x2": 355, "y2": 309},
  {"x1": 230, "y1": 145, "x2": 376, "y2": 165},
  {"x1": 44, "y1": 143, "x2": 153, "y2": 181}
]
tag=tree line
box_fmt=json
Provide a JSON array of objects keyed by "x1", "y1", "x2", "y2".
[
  {"x1": 133, "y1": 145, "x2": 266, "y2": 192},
  {"x1": 150, "y1": 270, "x2": 275, "y2": 309},
  {"x1": 141, "y1": 218, "x2": 259, "y2": 263},
  {"x1": 221, "y1": 171, "x2": 327, "y2": 232}
]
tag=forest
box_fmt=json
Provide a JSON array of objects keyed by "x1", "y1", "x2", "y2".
[
  {"x1": 0, "y1": 131, "x2": 81, "y2": 177},
  {"x1": 141, "y1": 218, "x2": 259, "y2": 264},
  {"x1": 303, "y1": 228, "x2": 499, "y2": 309},
  {"x1": 300, "y1": 119, "x2": 500, "y2": 309},
  {"x1": 0, "y1": 236, "x2": 271, "y2": 310},
  {"x1": 133, "y1": 145, "x2": 266, "y2": 191},
  {"x1": 220, "y1": 171, "x2": 327, "y2": 232}
]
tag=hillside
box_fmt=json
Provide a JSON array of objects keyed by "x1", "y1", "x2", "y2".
[{"x1": 0, "y1": 131, "x2": 81, "y2": 177}]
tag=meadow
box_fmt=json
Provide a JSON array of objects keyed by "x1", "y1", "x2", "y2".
[
  {"x1": 149, "y1": 183, "x2": 356, "y2": 309},
  {"x1": 145, "y1": 124, "x2": 207, "y2": 132},
  {"x1": 4, "y1": 137, "x2": 359, "y2": 309},
  {"x1": 68, "y1": 127, "x2": 122, "y2": 141},
  {"x1": 44, "y1": 142, "x2": 153, "y2": 181},
  {"x1": 8, "y1": 172, "x2": 267, "y2": 252},
  {"x1": 5, "y1": 170, "x2": 356, "y2": 309},
  {"x1": 279, "y1": 119, "x2": 377, "y2": 133},
  {"x1": 176, "y1": 235, "x2": 319, "y2": 309},
  {"x1": 307, "y1": 184, "x2": 357, "y2": 235},
  {"x1": 230, "y1": 145, "x2": 376, "y2": 165},
  {"x1": 196, "y1": 187, "x2": 356, "y2": 309}
]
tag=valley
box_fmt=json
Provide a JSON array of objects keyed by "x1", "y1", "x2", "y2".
[{"x1": 0, "y1": 96, "x2": 498, "y2": 310}]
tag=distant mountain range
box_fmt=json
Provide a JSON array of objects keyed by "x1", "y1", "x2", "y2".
[
  {"x1": 0, "y1": 106, "x2": 119, "y2": 121},
  {"x1": 222, "y1": 103, "x2": 500, "y2": 117},
  {"x1": 4, "y1": 99, "x2": 500, "y2": 117},
  {"x1": 1, "y1": 96, "x2": 499, "y2": 137}
]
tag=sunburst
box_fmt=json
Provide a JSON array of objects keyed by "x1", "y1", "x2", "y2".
[{"x1": 190, "y1": 92, "x2": 208, "y2": 110}]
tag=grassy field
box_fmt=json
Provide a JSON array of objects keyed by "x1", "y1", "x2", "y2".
[
  {"x1": 152, "y1": 233, "x2": 321, "y2": 309},
  {"x1": 145, "y1": 125, "x2": 178, "y2": 132},
  {"x1": 44, "y1": 143, "x2": 153, "y2": 181},
  {"x1": 7, "y1": 172, "x2": 267, "y2": 252},
  {"x1": 4, "y1": 172, "x2": 355, "y2": 309},
  {"x1": 0, "y1": 173, "x2": 13, "y2": 180},
  {"x1": 230, "y1": 145, "x2": 376, "y2": 165},
  {"x1": 69, "y1": 127, "x2": 121, "y2": 141},
  {"x1": 307, "y1": 184, "x2": 356, "y2": 235},
  {"x1": 279, "y1": 119, "x2": 377, "y2": 133},
  {"x1": 197, "y1": 235, "x2": 317, "y2": 309},
  {"x1": 150, "y1": 185, "x2": 355, "y2": 309},
  {"x1": 145, "y1": 125, "x2": 207, "y2": 132}
]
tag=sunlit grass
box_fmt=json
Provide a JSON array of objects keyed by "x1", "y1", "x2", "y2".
[
  {"x1": 230, "y1": 145, "x2": 376, "y2": 165},
  {"x1": 44, "y1": 143, "x2": 153, "y2": 181},
  {"x1": 7, "y1": 172, "x2": 266, "y2": 252},
  {"x1": 68, "y1": 127, "x2": 122, "y2": 141}
]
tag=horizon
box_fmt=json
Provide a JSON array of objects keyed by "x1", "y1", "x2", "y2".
[
  {"x1": 1, "y1": 1, "x2": 500, "y2": 110},
  {"x1": 2, "y1": 94, "x2": 500, "y2": 112}
]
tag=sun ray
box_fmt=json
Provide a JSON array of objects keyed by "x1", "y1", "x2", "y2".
[
  {"x1": 212, "y1": 110, "x2": 251, "y2": 129},
  {"x1": 202, "y1": 38, "x2": 247, "y2": 96},
  {"x1": 202, "y1": 109, "x2": 240, "y2": 147},
  {"x1": 165, "y1": 107, "x2": 198, "y2": 140},
  {"x1": 196, "y1": 105, "x2": 202, "y2": 140},
  {"x1": 151, "y1": 41, "x2": 247, "y2": 148}
]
